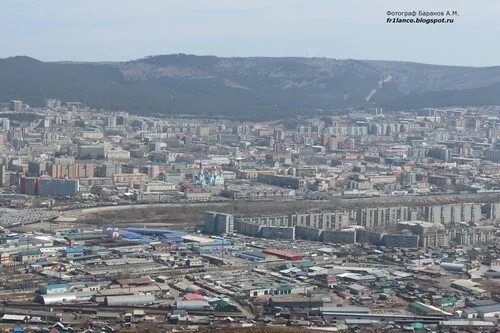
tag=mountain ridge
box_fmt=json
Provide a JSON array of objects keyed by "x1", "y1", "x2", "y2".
[{"x1": 1, "y1": 54, "x2": 500, "y2": 120}]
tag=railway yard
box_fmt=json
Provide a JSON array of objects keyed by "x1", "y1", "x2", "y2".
[{"x1": 0, "y1": 207, "x2": 497, "y2": 332}]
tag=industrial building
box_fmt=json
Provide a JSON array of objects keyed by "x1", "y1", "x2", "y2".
[
  {"x1": 262, "y1": 248, "x2": 303, "y2": 261},
  {"x1": 105, "y1": 294, "x2": 156, "y2": 306}
]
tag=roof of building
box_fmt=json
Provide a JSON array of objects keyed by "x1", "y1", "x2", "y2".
[
  {"x1": 436, "y1": 296, "x2": 459, "y2": 305},
  {"x1": 462, "y1": 308, "x2": 478, "y2": 314},
  {"x1": 181, "y1": 235, "x2": 214, "y2": 243},
  {"x1": 411, "y1": 302, "x2": 452, "y2": 316},
  {"x1": 115, "y1": 277, "x2": 153, "y2": 286},
  {"x1": 63, "y1": 232, "x2": 103, "y2": 240},
  {"x1": 43, "y1": 283, "x2": 70, "y2": 290},
  {"x1": 263, "y1": 248, "x2": 303, "y2": 259},
  {"x1": 344, "y1": 319, "x2": 379, "y2": 325},
  {"x1": 337, "y1": 272, "x2": 376, "y2": 281},
  {"x1": 440, "y1": 320, "x2": 495, "y2": 327},
  {"x1": 318, "y1": 306, "x2": 370, "y2": 313},
  {"x1": 473, "y1": 303, "x2": 500, "y2": 314},
  {"x1": 184, "y1": 293, "x2": 207, "y2": 301},
  {"x1": 105, "y1": 294, "x2": 156, "y2": 306},
  {"x1": 126, "y1": 227, "x2": 186, "y2": 237},
  {"x1": 63, "y1": 246, "x2": 85, "y2": 253},
  {"x1": 469, "y1": 299, "x2": 497, "y2": 307},
  {"x1": 18, "y1": 248, "x2": 42, "y2": 256},
  {"x1": 119, "y1": 230, "x2": 145, "y2": 240},
  {"x1": 347, "y1": 283, "x2": 367, "y2": 291},
  {"x1": 95, "y1": 312, "x2": 121, "y2": 319},
  {"x1": 1, "y1": 314, "x2": 27, "y2": 321}
]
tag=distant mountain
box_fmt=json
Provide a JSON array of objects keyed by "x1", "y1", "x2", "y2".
[{"x1": 1, "y1": 54, "x2": 500, "y2": 120}]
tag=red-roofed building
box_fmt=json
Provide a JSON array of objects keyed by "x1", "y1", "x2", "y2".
[
  {"x1": 263, "y1": 248, "x2": 303, "y2": 261},
  {"x1": 184, "y1": 293, "x2": 207, "y2": 301}
]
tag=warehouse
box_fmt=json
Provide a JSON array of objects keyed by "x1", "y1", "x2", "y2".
[
  {"x1": 235, "y1": 250, "x2": 265, "y2": 262},
  {"x1": 440, "y1": 262, "x2": 466, "y2": 273},
  {"x1": 315, "y1": 305, "x2": 447, "y2": 323},
  {"x1": 472, "y1": 303, "x2": 500, "y2": 319},
  {"x1": 95, "y1": 285, "x2": 166, "y2": 298},
  {"x1": 315, "y1": 306, "x2": 370, "y2": 315},
  {"x1": 63, "y1": 246, "x2": 85, "y2": 258},
  {"x1": 175, "y1": 300, "x2": 211, "y2": 311},
  {"x1": 37, "y1": 291, "x2": 95, "y2": 305},
  {"x1": 268, "y1": 296, "x2": 324, "y2": 308},
  {"x1": 114, "y1": 277, "x2": 153, "y2": 287},
  {"x1": 346, "y1": 283, "x2": 368, "y2": 295},
  {"x1": 451, "y1": 279, "x2": 488, "y2": 296},
  {"x1": 439, "y1": 320, "x2": 495, "y2": 329},
  {"x1": 125, "y1": 227, "x2": 186, "y2": 242},
  {"x1": 1, "y1": 314, "x2": 28, "y2": 323},
  {"x1": 105, "y1": 294, "x2": 156, "y2": 306},
  {"x1": 38, "y1": 283, "x2": 70, "y2": 295},
  {"x1": 410, "y1": 302, "x2": 452, "y2": 316},
  {"x1": 263, "y1": 248, "x2": 303, "y2": 261}
]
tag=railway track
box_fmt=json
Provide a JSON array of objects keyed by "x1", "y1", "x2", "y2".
[{"x1": 1, "y1": 302, "x2": 245, "y2": 318}]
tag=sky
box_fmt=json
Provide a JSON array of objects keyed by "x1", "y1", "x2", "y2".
[{"x1": 1, "y1": 0, "x2": 499, "y2": 66}]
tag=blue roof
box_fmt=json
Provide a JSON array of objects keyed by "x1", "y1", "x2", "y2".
[
  {"x1": 13, "y1": 327, "x2": 24, "y2": 333},
  {"x1": 35, "y1": 260, "x2": 51, "y2": 266},
  {"x1": 137, "y1": 237, "x2": 156, "y2": 245},
  {"x1": 235, "y1": 251, "x2": 265, "y2": 261},
  {"x1": 126, "y1": 227, "x2": 186, "y2": 237},
  {"x1": 120, "y1": 230, "x2": 145, "y2": 239},
  {"x1": 43, "y1": 283, "x2": 69, "y2": 290},
  {"x1": 64, "y1": 246, "x2": 85, "y2": 253}
]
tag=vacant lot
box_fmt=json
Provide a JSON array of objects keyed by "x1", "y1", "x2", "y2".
[{"x1": 61, "y1": 193, "x2": 500, "y2": 229}]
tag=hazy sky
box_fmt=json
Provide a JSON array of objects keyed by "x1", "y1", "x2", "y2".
[{"x1": 1, "y1": 0, "x2": 499, "y2": 66}]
